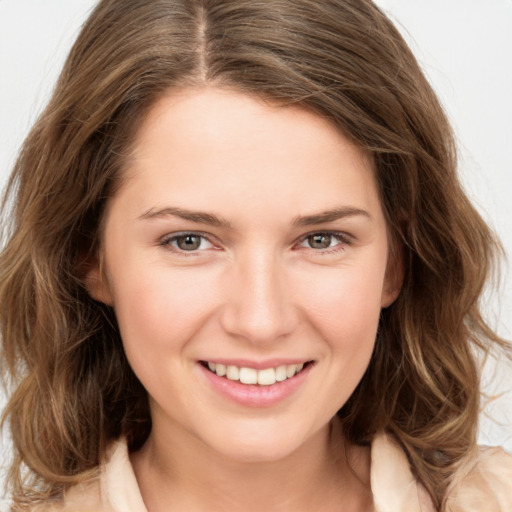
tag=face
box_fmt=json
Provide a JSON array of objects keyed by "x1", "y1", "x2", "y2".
[{"x1": 87, "y1": 87, "x2": 400, "y2": 462}]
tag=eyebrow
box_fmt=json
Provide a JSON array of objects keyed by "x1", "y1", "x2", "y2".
[
  {"x1": 138, "y1": 206, "x2": 232, "y2": 227},
  {"x1": 139, "y1": 205, "x2": 371, "y2": 228},
  {"x1": 291, "y1": 206, "x2": 371, "y2": 227}
]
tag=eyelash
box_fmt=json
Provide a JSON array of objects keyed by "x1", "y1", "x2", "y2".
[
  {"x1": 296, "y1": 231, "x2": 352, "y2": 255},
  {"x1": 159, "y1": 231, "x2": 352, "y2": 256},
  {"x1": 159, "y1": 232, "x2": 216, "y2": 256}
]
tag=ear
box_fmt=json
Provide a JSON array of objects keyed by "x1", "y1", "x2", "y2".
[
  {"x1": 82, "y1": 254, "x2": 114, "y2": 306},
  {"x1": 380, "y1": 244, "x2": 404, "y2": 308}
]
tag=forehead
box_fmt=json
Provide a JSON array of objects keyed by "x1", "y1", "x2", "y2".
[{"x1": 111, "y1": 86, "x2": 382, "y2": 226}]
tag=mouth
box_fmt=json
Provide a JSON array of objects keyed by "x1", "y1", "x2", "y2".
[{"x1": 200, "y1": 360, "x2": 313, "y2": 386}]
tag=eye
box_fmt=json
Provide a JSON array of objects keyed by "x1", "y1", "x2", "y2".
[
  {"x1": 161, "y1": 233, "x2": 215, "y2": 252},
  {"x1": 298, "y1": 232, "x2": 350, "y2": 252}
]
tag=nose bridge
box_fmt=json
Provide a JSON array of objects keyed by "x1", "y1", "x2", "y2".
[{"x1": 220, "y1": 246, "x2": 296, "y2": 343}]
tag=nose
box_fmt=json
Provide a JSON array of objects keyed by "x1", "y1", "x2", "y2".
[{"x1": 219, "y1": 250, "x2": 298, "y2": 345}]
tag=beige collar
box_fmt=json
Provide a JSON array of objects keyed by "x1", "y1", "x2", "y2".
[
  {"x1": 97, "y1": 432, "x2": 436, "y2": 512},
  {"x1": 370, "y1": 432, "x2": 436, "y2": 512}
]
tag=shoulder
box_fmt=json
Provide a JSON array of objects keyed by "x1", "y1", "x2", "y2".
[
  {"x1": 371, "y1": 432, "x2": 512, "y2": 512},
  {"x1": 445, "y1": 445, "x2": 512, "y2": 511},
  {"x1": 28, "y1": 480, "x2": 105, "y2": 512},
  {"x1": 26, "y1": 438, "x2": 145, "y2": 512}
]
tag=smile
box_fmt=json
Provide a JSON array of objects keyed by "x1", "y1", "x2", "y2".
[
  {"x1": 203, "y1": 361, "x2": 310, "y2": 386},
  {"x1": 199, "y1": 360, "x2": 314, "y2": 407}
]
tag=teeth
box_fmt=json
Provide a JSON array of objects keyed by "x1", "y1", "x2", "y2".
[
  {"x1": 275, "y1": 365, "x2": 287, "y2": 382},
  {"x1": 286, "y1": 364, "x2": 297, "y2": 378},
  {"x1": 226, "y1": 365, "x2": 239, "y2": 380},
  {"x1": 207, "y1": 361, "x2": 308, "y2": 385},
  {"x1": 239, "y1": 367, "x2": 258, "y2": 384},
  {"x1": 257, "y1": 368, "x2": 276, "y2": 386}
]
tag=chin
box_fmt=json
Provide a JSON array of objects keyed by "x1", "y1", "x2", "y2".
[
  {"x1": 198, "y1": 419, "x2": 322, "y2": 464},
  {"x1": 215, "y1": 438, "x2": 301, "y2": 464}
]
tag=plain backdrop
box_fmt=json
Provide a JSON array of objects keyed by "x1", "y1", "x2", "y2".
[{"x1": 1, "y1": 0, "x2": 511, "y2": 498}]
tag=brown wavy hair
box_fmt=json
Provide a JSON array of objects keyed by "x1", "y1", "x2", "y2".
[{"x1": 1, "y1": 0, "x2": 509, "y2": 509}]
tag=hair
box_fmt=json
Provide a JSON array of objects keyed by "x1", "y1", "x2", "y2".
[{"x1": 0, "y1": 0, "x2": 509, "y2": 509}]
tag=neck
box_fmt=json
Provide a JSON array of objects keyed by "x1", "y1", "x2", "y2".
[{"x1": 130, "y1": 418, "x2": 373, "y2": 512}]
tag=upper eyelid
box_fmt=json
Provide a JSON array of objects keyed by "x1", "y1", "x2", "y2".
[
  {"x1": 295, "y1": 230, "x2": 353, "y2": 244},
  {"x1": 160, "y1": 231, "x2": 216, "y2": 249},
  {"x1": 161, "y1": 231, "x2": 212, "y2": 241}
]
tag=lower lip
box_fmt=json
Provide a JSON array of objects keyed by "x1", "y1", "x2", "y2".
[{"x1": 199, "y1": 363, "x2": 313, "y2": 407}]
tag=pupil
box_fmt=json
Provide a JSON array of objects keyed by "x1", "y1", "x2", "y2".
[
  {"x1": 178, "y1": 235, "x2": 200, "y2": 250},
  {"x1": 309, "y1": 234, "x2": 331, "y2": 249}
]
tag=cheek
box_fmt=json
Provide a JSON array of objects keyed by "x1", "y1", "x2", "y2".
[
  {"x1": 296, "y1": 261, "x2": 385, "y2": 344},
  {"x1": 305, "y1": 265, "x2": 385, "y2": 398},
  {"x1": 107, "y1": 263, "x2": 221, "y2": 368}
]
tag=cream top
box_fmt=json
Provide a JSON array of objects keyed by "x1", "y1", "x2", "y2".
[{"x1": 35, "y1": 432, "x2": 512, "y2": 512}]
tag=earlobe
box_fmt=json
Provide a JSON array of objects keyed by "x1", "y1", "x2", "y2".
[
  {"x1": 82, "y1": 256, "x2": 113, "y2": 306},
  {"x1": 381, "y1": 247, "x2": 404, "y2": 308},
  {"x1": 381, "y1": 281, "x2": 401, "y2": 308}
]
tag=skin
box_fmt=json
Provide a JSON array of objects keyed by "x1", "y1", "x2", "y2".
[{"x1": 86, "y1": 87, "x2": 401, "y2": 511}]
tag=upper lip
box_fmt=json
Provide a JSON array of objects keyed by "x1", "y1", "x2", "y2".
[{"x1": 199, "y1": 358, "x2": 313, "y2": 370}]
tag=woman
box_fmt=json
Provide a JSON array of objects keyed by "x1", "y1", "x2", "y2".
[{"x1": 1, "y1": 0, "x2": 511, "y2": 510}]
